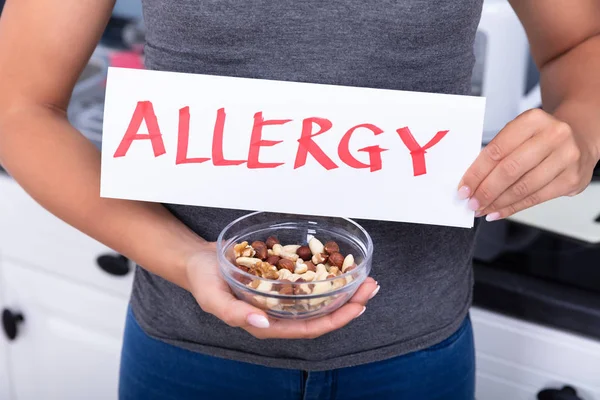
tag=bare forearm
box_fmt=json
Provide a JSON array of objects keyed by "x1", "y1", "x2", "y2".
[
  {"x1": 540, "y1": 34, "x2": 600, "y2": 160},
  {"x1": 0, "y1": 106, "x2": 203, "y2": 291}
]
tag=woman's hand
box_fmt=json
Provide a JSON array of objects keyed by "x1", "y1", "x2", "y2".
[
  {"x1": 185, "y1": 242, "x2": 378, "y2": 339},
  {"x1": 458, "y1": 108, "x2": 598, "y2": 221}
]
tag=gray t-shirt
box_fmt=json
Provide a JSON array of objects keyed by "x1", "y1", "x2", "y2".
[{"x1": 131, "y1": 0, "x2": 484, "y2": 371}]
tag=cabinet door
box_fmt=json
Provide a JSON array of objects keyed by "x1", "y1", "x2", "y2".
[
  {"x1": 0, "y1": 175, "x2": 134, "y2": 298},
  {"x1": 2, "y1": 261, "x2": 129, "y2": 400}
]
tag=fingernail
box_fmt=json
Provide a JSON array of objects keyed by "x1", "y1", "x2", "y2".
[
  {"x1": 485, "y1": 212, "x2": 501, "y2": 222},
  {"x1": 467, "y1": 198, "x2": 480, "y2": 211},
  {"x1": 369, "y1": 285, "x2": 380, "y2": 299},
  {"x1": 356, "y1": 306, "x2": 366, "y2": 318},
  {"x1": 457, "y1": 186, "x2": 471, "y2": 200},
  {"x1": 474, "y1": 210, "x2": 483, "y2": 217},
  {"x1": 247, "y1": 314, "x2": 270, "y2": 328}
]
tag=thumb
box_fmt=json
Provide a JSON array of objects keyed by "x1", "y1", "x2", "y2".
[{"x1": 196, "y1": 278, "x2": 271, "y2": 329}]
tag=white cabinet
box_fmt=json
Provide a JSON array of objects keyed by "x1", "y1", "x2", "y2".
[
  {"x1": 1, "y1": 260, "x2": 128, "y2": 400},
  {"x1": 471, "y1": 307, "x2": 600, "y2": 400},
  {"x1": 0, "y1": 307, "x2": 12, "y2": 400},
  {"x1": 0, "y1": 175, "x2": 133, "y2": 298}
]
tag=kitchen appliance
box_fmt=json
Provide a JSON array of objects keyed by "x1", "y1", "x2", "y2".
[{"x1": 472, "y1": 0, "x2": 542, "y2": 143}]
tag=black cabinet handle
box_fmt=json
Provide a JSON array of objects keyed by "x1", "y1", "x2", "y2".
[
  {"x1": 96, "y1": 254, "x2": 131, "y2": 276},
  {"x1": 538, "y1": 385, "x2": 582, "y2": 400},
  {"x1": 2, "y1": 309, "x2": 24, "y2": 341}
]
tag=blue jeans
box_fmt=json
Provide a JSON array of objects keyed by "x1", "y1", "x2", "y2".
[{"x1": 119, "y1": 308, "x2": 475, "y2": 400}]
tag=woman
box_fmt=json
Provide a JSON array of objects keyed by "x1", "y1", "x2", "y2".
[{"x1": 0, "y1": 1, "x2": 598, "y2": 399}]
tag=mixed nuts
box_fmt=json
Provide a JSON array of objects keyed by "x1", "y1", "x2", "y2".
[{"x1": 231, "y1": 236, "x2": 358, "y2": 313}]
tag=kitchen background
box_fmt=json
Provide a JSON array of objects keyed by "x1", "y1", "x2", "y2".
[{"x1": 0, "y1": 0, "x2": 599, "y2": 399}]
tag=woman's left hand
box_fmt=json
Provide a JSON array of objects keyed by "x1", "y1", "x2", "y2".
[{"x1": 458, "y1": 108, "x2": 598, "y2": 221}]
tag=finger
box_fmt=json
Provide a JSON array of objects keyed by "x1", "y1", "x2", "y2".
[
  {"x1": 470, "y1": 132, "x2": 556, "y2": 211},
  {"x1": 347, "y1": 277, "x2": 379, "y2": 305},
  {"x1": 479, "y1": 148, "x2": 569, "y2": 215},
  {"x1": 245, "y1": 278, "x2": 377, "y2": 339},
  {"x1": 458, "y1": 109, "x2": 550, "y2": 205},
  {"x1": 196, "y1": 274, "x2": 271, "y2": 329},
  {"x1": 483, "y1": 173, "x2": 571, "y2": 221}
]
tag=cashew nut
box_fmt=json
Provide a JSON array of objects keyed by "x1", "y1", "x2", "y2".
[
  {"x1": 236, "y1": 257, "x2": 263, "y2": 269},
  {"x1": 278, "y1": 269, "x2": 292, "y2": 280},
  {"x1": 309, "y1": 281, "x2": 332, "y2": 305},
  {"x1": 315, "y1": 263, "x2": 328, "y2": 276},
  {"x1": 312, "y1": 253, "x2": 327, "y2": 265},
  {"x1": 294, "y1": 263, "x2": 308, "y2": 274},
  {"x1": 299, "y1": 270, "x2": 316, "y2": 282}
]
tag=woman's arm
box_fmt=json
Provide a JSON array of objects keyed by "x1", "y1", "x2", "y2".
[
  {"x1": 0, "y1": 0, "x2": 376, "y2": 336},
  {"x1": 511, "y1": 0, "x2": 600, "y2": 159},
  {"x1": 458, "y1": 0, "x2": 600, "y2": 219},
  {"x1": 0, "y1": 0, "x2": 202, "y2": 291}
]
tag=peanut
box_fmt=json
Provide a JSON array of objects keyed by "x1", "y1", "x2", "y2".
[{"x1": 272, "y1": 243, "x2": 283, "y2": 256}]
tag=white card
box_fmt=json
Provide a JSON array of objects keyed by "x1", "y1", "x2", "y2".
[{"x1": 100, "y1": 67, "x2": 485, "y2": 228}]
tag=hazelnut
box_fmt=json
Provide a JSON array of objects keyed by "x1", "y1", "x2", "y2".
[
  {"x1": 312, "y1": 253, "x2": 328, "y2": 265},
  {"x1": 296, "y1": 246, "x2": 312, "y2": 261},
  {"x1": 277, "y1": 258, "x2": 295, "y2": 273},
  {"x1": 266, "y1": 255, "x2": 281, "y2": 266},
  {"x1": 266, "y1": 236, "x2": 280, "y2": 249},
  {"x1": 305, "y1": 261, "x2": 316, "y2": 272},
  {"x1": 308, "y1": 237, "x2": 325, "y2": 255},
  {"x1": 328, "y1": 252, "x2": 344, "y2": 268},
  {"x1": 279, "y1": 283, "x2": 295, "y2": 305},
  {"x1": 323, "y1": 241, "x2": 340, "y2": 255},
  {"x1": 251, "y1": 241, "x2": 268, "y2": 260}
]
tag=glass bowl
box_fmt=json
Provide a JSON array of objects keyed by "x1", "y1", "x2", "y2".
[{"x1": 216, "y1": 211, "x2": 373, "y2": 320}]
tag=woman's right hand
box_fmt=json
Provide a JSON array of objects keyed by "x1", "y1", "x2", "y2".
[{"x1": 185, "y1": 242, "x2": 379, "y2": 339}]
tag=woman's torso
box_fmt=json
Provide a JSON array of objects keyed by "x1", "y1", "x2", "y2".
[{"x1": 131, "y1": 0, "x2": 483, "y2": 370}]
